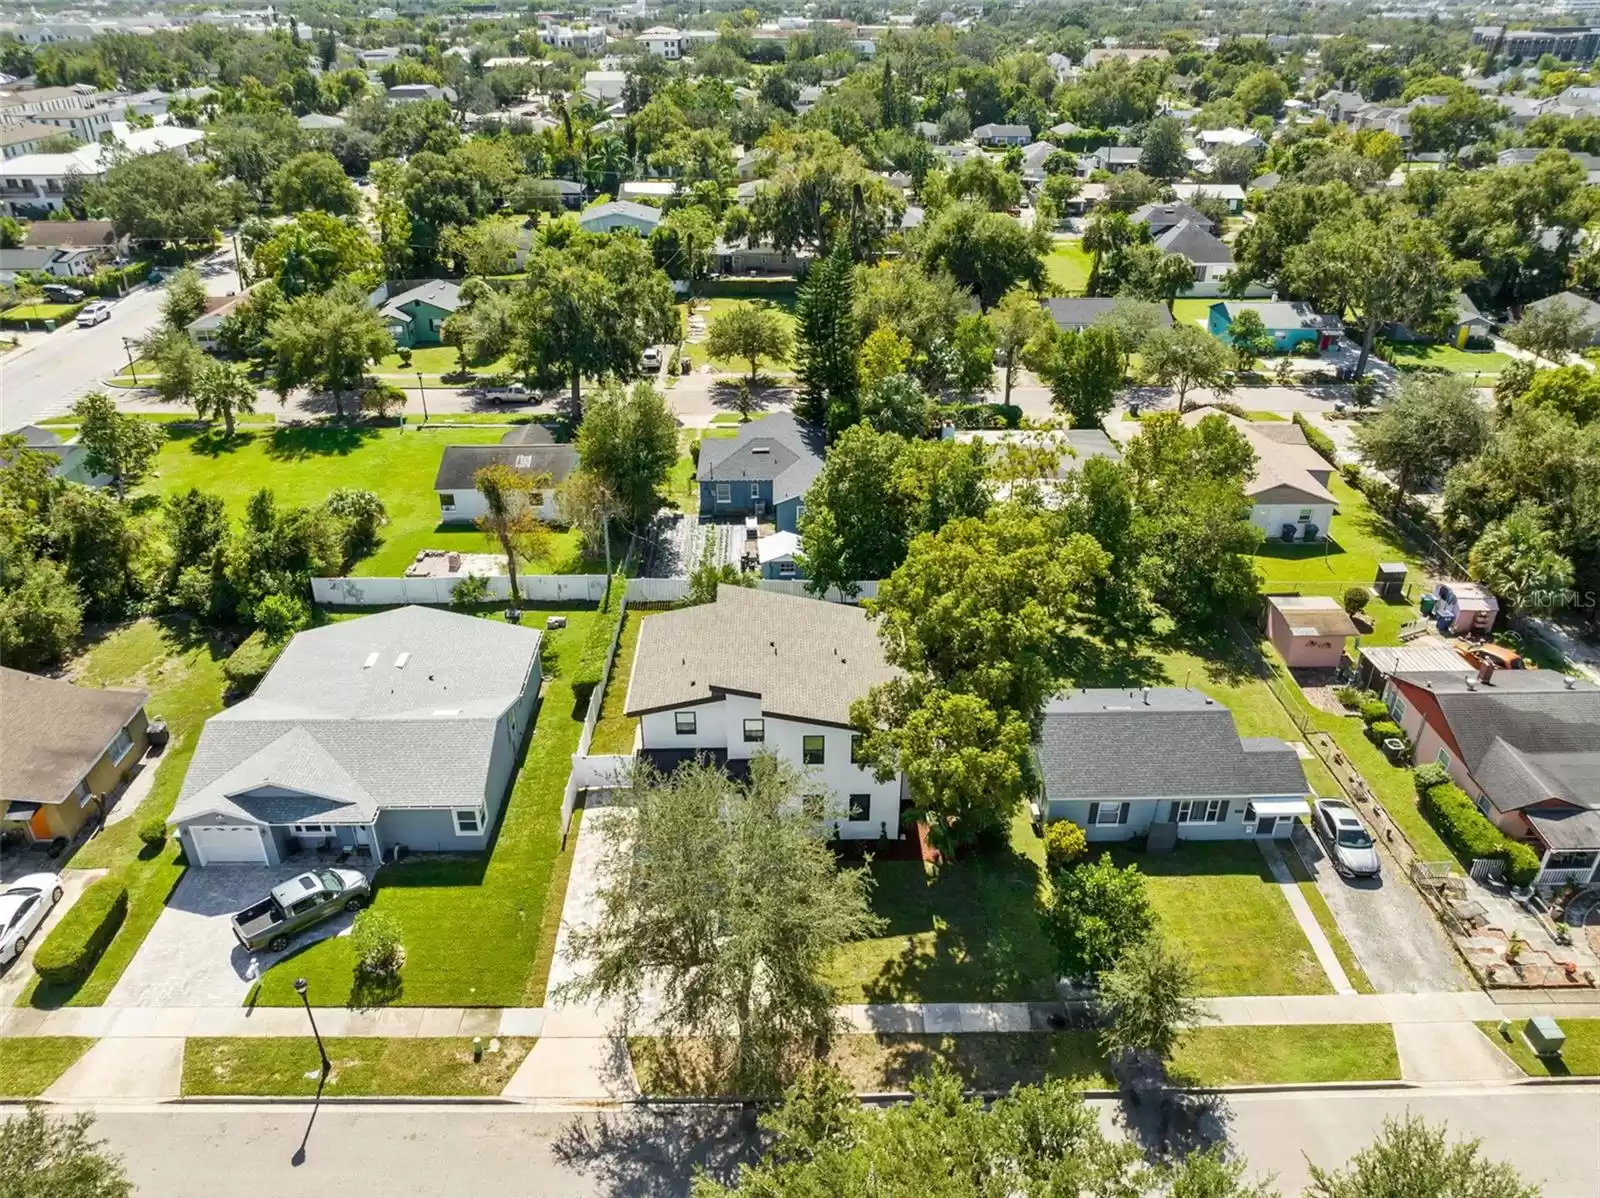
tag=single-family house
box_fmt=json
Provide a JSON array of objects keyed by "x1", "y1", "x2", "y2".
[
  {"x1": 1265, "y1": 595, "x2": 1359, "y2": 669},
  {"x1": 1248, "y1": 171, "x2": 1282, "y2": 194},
  {"x1": 579, "y1": 199, "x2": 662, "y2": 236},
  {"x1": 1034, "y1": 687, "x2": 1311, "y2": 844},
  {"x1": 168, "y1": 607, "x2": 543, "y2": 865},
  {"x1": 1183, "y1": 410, "x2": 1337, "y2": 541},
  {"x1": 1318, "y1": 90, "x2": 1366, "y2": 122},
  {"x1": 949, "y1": 427, "x2": 1122, "y2": 478},
  {"x1": 715, "y1": 239, "x2": 812, "y2": 277},
  {"x1": 1169, "y1": 182, "x2": 1247, "y2": 213},
  {"x1": 1196, "y1": 128, "x2": 1264, "y2": 153},
  {"x1": 0, "y1": 666, "x2": 148, "y2": 844},
  {"x1": 379, "y1": 279, "x2": 461, "y2": 348},
  {"x1": 1208, "y1": 301, "x2": 1342, "y2": 352},
  {"x1": 1380, "y1": 670, "x2": 1600, "y2": 888},
  {"x1": 298, "y1": 112, "x2": 346, "y2": 130},
  {"x1": 9, "y1": 423, "x2": 105, "y2": 485},
  {"x1": 1043, "y1": 296, "x2": 1172, "y2": 333},
  {"x1": 1131, "y1": 201, "x2": 1215, "y2": 238},
  {"x1": 697, "y1": 413, "x2": 825, "y2": 531},
  {"x1": 1154, "y1": 219, "x2": 1234, "y2": 295},
  {"x1": 1018, "y1": 140, "x2": 1057, "y2": 184},
  {"x1": 623, "y1": 587, "x2": 905, "y2": 840},
  {"x1": 640, "y1": 25, "x2": 683, "y2": 58},
  {"x1": 20, "y1": 218, "x2": 120, "y2": 254},
  {"x1": 973, "y1": 122, "x2": 1033, "y2": 146},
  {"x1": 1525, "y1": 291, "x2": 1600, "y2": 346},
  {"x1": 386, "y1": 83, "x2": 456, "y2": 105},
  {"x1": 617, "y1": 179, "x2": 678, "y2": 204},
  {"x1": 185, "y1": 290, "x2": 255, "y2": 352},
  {"x1": 433, "y1": 438, "x2": 578, "y2": 525},
  {"x1": 582, "y1": 70, "x2": 626, "y2": 103},
  {"x1": 1086, "y1": 145, "x2": 1142, "y2": 174}
]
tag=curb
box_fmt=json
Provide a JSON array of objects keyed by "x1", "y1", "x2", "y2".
[
  {"x1": 172, "y1": 1094, "x2": 522, "y2": 1106},
  {"x1": 615, "y1": 1078, "x2": 1417, "y2": 1107}
]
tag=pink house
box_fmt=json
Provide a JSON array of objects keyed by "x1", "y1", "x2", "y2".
[{"x1": 1266, "y1": 595, "x2": 1358, "y2": 669}]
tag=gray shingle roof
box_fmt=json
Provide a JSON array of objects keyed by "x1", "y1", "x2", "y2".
[
  {"x1": 1154, "y1": 219, "x2": 1232, "y2": 265},
  {"x1": 1043, "y1": 297, "x2": 1172, "y2": 332},
  {"x1": 1035, "y1": 688, "x2": 1310, "y2": 801},
  {"x1": 697, "y1": 413, "x2": 825, "y2": 505},
  {"x1": 170, "y1": 608, "x2": 542, "y2": 825},
  {"x1": 624, "y1": 587, "x2": 898, "y2": 727},
  {"x1": 381, "y1": 279, "x2": 462, "y2": 319},
  {"x1": 1, "y1": 668, "x2": 147, "y2": 805},
  {"x1": 433, "y1": 443, "x2": 577, "y2": 491}
]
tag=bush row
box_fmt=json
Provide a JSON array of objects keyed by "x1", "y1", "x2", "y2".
[
  {"x1": 32, "y1": 875, "x2": 129, "y2": 988},
  {"x1": 1414, "y1": 772, "x2": 1541, "y2": 886},
  {"x1": 0, "y1": 300, "x2": 85, "y2": 327},
  {"x1": 80, "y1": 261, "x2": 152, "y2": 297},
  {"x1": 1293, "y1": 411, "x2": 1338, "y2": 467}
]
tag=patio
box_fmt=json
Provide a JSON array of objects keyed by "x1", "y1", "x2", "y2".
[{"x1": 1433, "y1": 872, "x2": 1600, "y2": 990}]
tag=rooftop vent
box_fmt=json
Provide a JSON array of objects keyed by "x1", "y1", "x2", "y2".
[
  {"x1": 515, "y1": 454, "x2": 533, "y2": 468},
  {"x1": 395, "y1": 652, "x2": 411, "y2": 669},
  {"x1": 363, "y1": 652, "x2": 380, "y2": 669},
  {"x1": 751, "y1": 446, "x2": 771, "y2": 455}
]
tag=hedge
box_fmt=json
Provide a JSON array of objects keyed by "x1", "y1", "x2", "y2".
[
  {"x1": 702, "y1": 277, "x2": 801, "y2": 299},
  {"x1": 1, "y1": 301, "x2": 85, "y2": 327},
  {"x1": 32, "y1": 876, "x2": 128, "y2": 987},
  {"x1": 222, "y1": 628, "x2": 286, "y2": 698},
  {"x1": 1416, "y1": 775, "x2": 1541, "y2": 886},
  {"x1": 1359, "y1": 699, "x2": 1391, "y2": 725},
  {"x1": 1367, "y1": 719, "x2": 1404, "y2": 744},
  {"x1": 1293, "y1": 411, "x2": 1338, "y2": 467},
  {"x1": 81, "y1": 261, "x2": 152, "y2": 297}
]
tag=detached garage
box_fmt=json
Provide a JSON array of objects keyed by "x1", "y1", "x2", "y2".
[{"x1": 189, "y1": 823, "x2": 269, "y2": 865}]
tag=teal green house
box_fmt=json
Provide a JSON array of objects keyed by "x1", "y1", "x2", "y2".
[{"x1": 378, "y1": 280, "x2": 463, "y2": 348}]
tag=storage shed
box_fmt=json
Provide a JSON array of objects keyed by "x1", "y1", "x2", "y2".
[
  {"x1": 1266, "y1": 595, "x2": 1359, "y2": 669},
  {"x1": 1432, "y1": 582, "x2": 1498, "y2": 635}
]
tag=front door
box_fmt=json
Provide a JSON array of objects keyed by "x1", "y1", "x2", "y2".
[{"x1": 1254, "y1": 816, "x2": 1279, "y2": 837}]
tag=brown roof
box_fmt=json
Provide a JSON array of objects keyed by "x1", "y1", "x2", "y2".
[
  {"x1": 21, "y1": 220, "x2": 118, "y2": 249},
  {"x1": 0, "y1": 667, "x2": 147, "y2": 804},
  {"x1": 0, "y1": 121, "x2": 60, "y2": 149},
  {"x1": 1267, "y1": 595, "x2": 1359, "y2": 637}
]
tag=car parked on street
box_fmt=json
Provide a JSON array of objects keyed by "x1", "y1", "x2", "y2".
[
  {"x1": 641, "y1": 346, "x2": 662, "y2": 372},
  {"x1": 1312, "y1": 799, "x2": 1381, "y2": 878},
  {"x1": 0, "y1": 873, "x2": 64, "y2": 969},
  {"x1": 41, "y1": 284, "x2": 86, "y2": 303},
  {"x1": 231, "y1": 868, "x2": 370, "y2": 953},
  {"x1": 76, "y1": 301, "x2": 113, "y2": 327}
]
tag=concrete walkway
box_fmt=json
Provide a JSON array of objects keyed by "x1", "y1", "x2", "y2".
[
  {"x1": 1393, "y1": 1022, "x2": 1525, "y2": 1083},
  {"x1": 44, "y1": 1037, "x2": 183, "y2": 1102},
  {"x1": 1257, "y1": 839, "x2": 1356, "y2": 995}
]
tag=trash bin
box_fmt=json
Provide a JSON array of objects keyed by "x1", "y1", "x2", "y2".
[
  {"x1": 1419, "y1": 593, "x2": 1437, "y2": 617},
  {"x1": 44, "y1": 320, "x2": 56, "y2": 332}
]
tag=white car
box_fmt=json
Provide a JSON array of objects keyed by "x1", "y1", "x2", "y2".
[
  {"x1": 641, "y1": 347, "x2": 662, "y2": 371},
  {"x1": 76, "y1": 301, "x2": 113, "y2": 327},
  {"x1": 0, "y1": 873, "x2": 64, "y2": 969}
]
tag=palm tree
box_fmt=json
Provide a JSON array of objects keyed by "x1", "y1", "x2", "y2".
[
  {"x1": 474, "y1": 463, "x2": 553, "y2": 618},
  {"x1": 587, "y1": 137, "x2": 631, "y2": 195},
  {"x1": 1080, "y1": 211, "x2": 1134, "y2": 298}
]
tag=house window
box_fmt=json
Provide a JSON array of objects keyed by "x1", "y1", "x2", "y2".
[
  {"x1": 850, "y1": 734, "x2": 865, "y2": 764},
  {"x1": 439, "y1": 492, "x2": 456, "y2": 512},
  {"x1": 750, "y1": 482, "x2": 760, "y2": 499},
  {"x1": 778, "y1": 562, "x2": 796, "y2": 578},
  {"x1": 743, "y1": 718, "x2": 765, "y2": 743},
  {"x1": 453, "y1": 807, "x2": 484, "y2": 836},
  {"x1": 1298, "y1": 508, "x2": 1313, "y2": 522},
  {"x1": 1094, "y1": 802, "x2": 1124, "y2": 825},
  {"x1": 107, "y1": 727, "x2": 134, "y2": 765},
  {"x1": 1387, "y1": 692, "x2": 1408, "y2": 723},
  {"x1": 291, "y1": 823, "x2": 334, "y2": 836},
  {"x1": 1177, "y1": 799, "x2": 1228, "y2": 824},
  {"x1": 675, "y1": 711, "x2": 697, "y2": 735},
  {"x1": 848, "y1": 794, "x2": 871, "y2": 822},
  {"x1": 74, "y1": 781, "x2": 92, "y2": 808},
  {"x1": 803, "y1": 734, "x2": 826, "y2": 765},
  {"x1": 1435, "y1": 748, "x2": 1451, "y2": 770},
  {"x1": 715, "y1": 483, "x2": 731, "y2": 504}
]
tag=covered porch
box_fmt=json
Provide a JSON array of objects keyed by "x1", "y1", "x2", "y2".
[{"x1": 1520, "y1": 805, "x2": 1600, "y2": 890}]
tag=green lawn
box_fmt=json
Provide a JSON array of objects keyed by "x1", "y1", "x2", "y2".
[
  {"x1": 0, "y1": 1038, "x2": 94, "y2": 1096},
  {"x1": 631, "y1": 1024, "x2": 1400, "y2": 1095},
  {"x1": 2, "y1": 302, "x2": 82, "y2": 322},
  {"x1": 679, "y1": 297, "x2": 798, "y2": 373},
  {"x1": 375, "y1": 345, "x2": 514, "y2": 378},
  {"x1": 588, "y1": 609, "x2": 659, "y2": 754},
  {"x1": 139, "y1": 424, "x2": 599, "y2": 579},
  {"x1": 23, "y1": 619, "x2": 234, "y2": 1009},
  {"x1": 1380, "y1": 340, "x2": 1512, "y2": 378},
  {"x1": 251, "y1": 608, "x2": 607, "y2": 1007},
  {"x1": 1170, "y1": 298, "x2": 1216, "y2": 327},
  {"x1": 1045, "y1": 242, "x2": 1093, "y2": 296},
  {"x1": 823, "y1": 809, "x2": 1058, "y2": 1003},
  {"x1": 181, "y1": 1037, "x2": 533, "y2": 1096},
  {"x1": 1477, "y1": 1019, "x2": 1600, "y2": 1077}
]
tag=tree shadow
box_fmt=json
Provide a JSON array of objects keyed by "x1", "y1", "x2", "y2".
[
  {"x1": 552, "y1": 1105, "x2": 761, "y2": 1198},
  {"x1": 709, "y1": 379, "x2": 794, "y2": 416},
  {"x1": 178, "y1": 428, "x2": 260, "y2": 458},
  {"x1": 1057, "y1": 636, "x2": 1169, "y2": 690},
  {"x1": 1252, "y1": 536, "x2": 1352, "y2": 565},
  {"x1": 264, "y1": 424, "x2": 382, "y2": 462},
  {"x1": 346, "y1": 966, "x2": 404, "y2": 1010},
  {"x1": 1109, "y1": 1051, "x2": 1236, "y2": 1164}
]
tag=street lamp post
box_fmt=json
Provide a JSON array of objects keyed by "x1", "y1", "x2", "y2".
[
  {"x1": 293, "y1": 977, "x2": 331, "y2": 1077},
  {"x1": 122, "y1": 337, "x2": 138, "y2": 385},
  {"x1": 416, "y1": 370, "x2": 428, "y2": 426}
]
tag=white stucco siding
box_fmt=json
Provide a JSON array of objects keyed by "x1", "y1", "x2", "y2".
[
  {"x1": 1252, "y1": 502, "x2": 1335, "y2": 540},
  {"x1": 639, "y1": 701, "x2": 725, "y2": 750},
  {"x1": 436, "y1": 488, "x2": 560, "y2": 526},
  {"x1": 1046, "y1": 796, "x2": 1300, "y2": 841}
]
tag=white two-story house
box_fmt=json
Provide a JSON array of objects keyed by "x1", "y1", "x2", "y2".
[{"x1": 623, "y1": 587, "x2": 907, "y2": 840}]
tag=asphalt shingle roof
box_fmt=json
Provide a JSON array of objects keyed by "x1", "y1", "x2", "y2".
[
  {"x1": 1034, "y1": 688, "x2": 1310, "y2": 801},
  {"x1": 433, "y1": 443, "x2": 577, "y2": 491},
  {"x1": 0, "y1": 668, "x2": 147, "y2": 805},
  {"x1": 696, "y1": 413, "x2": 825, "y2": 506}
]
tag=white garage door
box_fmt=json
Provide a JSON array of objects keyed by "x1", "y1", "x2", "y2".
[{"x1": 190, "y1": 824, "x2": 267, "y2": 865}]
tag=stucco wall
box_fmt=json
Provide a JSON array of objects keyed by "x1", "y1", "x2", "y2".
[
  {"x1": 1252, "y1": 502, "x2": 1335, "y2": 541},
  {"x1": 1045, "y1": 797, "x2": 1299, "y2": 840},
  {"x1": 436, "y1": 487, "x2": 561, "y2": 526}
]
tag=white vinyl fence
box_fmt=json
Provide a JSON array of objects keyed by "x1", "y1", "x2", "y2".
[
  {"x1": 621, "y1": 578, "x2": 879, "y2": 605},
  {"x1": 313, "y1": 574, "x2": 611, "y2": 607}
]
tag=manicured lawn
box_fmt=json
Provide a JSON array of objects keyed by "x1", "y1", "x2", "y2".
[
  {"x1": 1477, "y1": 1019, "x2": 1600, "y2": 1077},
  {"x1": 1170, "y1": 298, "x2": 1215, "y2": 327},
  {"x1": 0, "y1": 1038, "x2": 94, "y2": 1096},
  {"x1": 588, "y1": 609, "x2": 659, "y2": 754},
  {"x1": 1045, "y1": 241, "x2": 1093, "y2": 296},
  {"x1": 679, "y1": 297, "x2": 798, "y2": 373},
  {"x1": 1380, "y1": 340, "x2": 1512, "y2": 378},
  {"x1": 24, "y1": 619, "x2": 233, "y2": 1009},
  {"x1": 251, "y1": 608, "x2": 608, "y2": 1007},
  {"x1": 629, "y1": 1024, "x2": 1400, "y2": 1094},
  {"x1": 1283, "y1": 844, "x2": 1375, "y2": 994},
  {"x1": 823, "y1": 809, "x2": 1058, "y2": 1003},
  {"x1": 1244, "y1": 410, "x2": 1287, "y2": 421},
  {"x1": 181, "y1": 1037, "x2": 533, "y2": 1096},
  {"x1": 2, "y1": 302, "x2": 82, "y2": 322},
  {"x1": 1253, "y1": 475, "x2": 1425, "y2": 647},
  {"x1": 138, "y1": 424, "x2": 598, "y2": 579},
  {"x1": 375, "y1": 345, "x2": 512, "y2": 376},
  {"x1": 668, "y1": 447, "x2": 698, "y2": 513}
]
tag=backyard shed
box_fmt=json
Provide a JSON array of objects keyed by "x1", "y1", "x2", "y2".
[
  {"x1": 1265, "y1": 595, "x2": 1359, "y2": 669},
  {"x1": 1432, "y1": 582, "x2": 1499, "y2": 635}
]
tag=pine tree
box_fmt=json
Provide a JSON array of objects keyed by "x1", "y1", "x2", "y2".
[{"x1": 794, "y1": 242, "x2": 860, "y2": 437}]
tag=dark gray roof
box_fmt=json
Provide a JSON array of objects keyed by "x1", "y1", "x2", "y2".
[
  {"x1": 624, "y1": 587, "x2": 899, "y2": 727},
  {"x1": 1043, "y1": 297, "x2": 1172, "y2": 332},
  {"x1": 1099, "y1": 146, "x2": 1142, "y2": 163},
  {"x1": 433, "y1": 443, "x2": 577, "y2": 491},
  {"x1": 1524, "y1": 803, "x2": 1600, "y2": 850},
  {"x1": 697, "y1": 413, "x2": 825, "y2": 505},
  {"x1": 498, "y1": 423, "x2": 557, "y2": 446},
  {"x1": 1035, "y1": 688, "x2": 1310, "y2": 802},
  {"x1": 381, "y1": 279, "x2": 462, "y2": 319},
  {"x1": 1528, "y1": 290, "x2": 1600, "y2": 329},
  {"x1": 1154, "y1": 219, "x2": 1232, "y2": 265},
  {"x1": 1132, "y1": 202, "x2": 1212, "y2": 233},
  {"x1": 974, "y1": 123, "x2": 1031, "y2": 139}
]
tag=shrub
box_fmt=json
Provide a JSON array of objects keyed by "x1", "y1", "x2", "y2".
[
  {"x1": 323, "y1": 487, "x2": 388, "y2": 564},
  {"x1": 1292, "y1": 411, "x2": 1338, "y2": 466},
  {"x1": 1342, "y1": 586, "x2": 1371, "y2": 615},
  {"x1": 1419, "y1": 779, "x2": 1509, "y2": 861},
  {"x1": 254, "y1": 592, "x2": 309, "y2": 643},
  {"x1": 1359, "y1": 699, "x2": 1391, "y2": 725},
  {"x1": 351, "y1": 908, "x2": 404, "y2": 978},
  {"x1": 361, "y1": 382, "x2": 406, "y2": 419},
  {"x1": 222, "y1": 628, "x2": 286, "y2": 697},
  {"x1": 1046, "y1": 854, "x2": 1153, "y2": 979},
  {"x1": 1333, "y1": 685, "x2": 1367, "y2": 710},
  {"x1": 137, "y1": 817, "x2": 166, "y2": 849},
  {"x1": 1411, "y1": 763, "x2": 1450, "y2": 793},
  {"x1": 1044, "y1": 821, "x2": 1087, "y2": 872},
  {"x1": 1505, "y1": 840, "x2": 1542, "y2": 887},
  {"x1": 1366, "y1": 719, "x2": 1404, "y2": 743},
  {"x1": 33, "y1": 876, "x2": 128, "y2": 987},
  {"x1": 450, "y1": 573, "x2": 492, "y2": 609},
  {"x1": 1338, "y1": 462, "x2": 1362, "y2": 485}
]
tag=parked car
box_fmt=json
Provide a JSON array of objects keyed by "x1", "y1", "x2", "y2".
[
  {"x1": 0, "y1": 873, "x2": 64, "y2": 969},
  {"x1": 76, "y1": 301, "x2": 113, "y2": 327},
  {"x1": 1456, "y1": 643, "x2": 1530, "y2": 672},
  {"x1": 41, "y1": 284, "x2": 85, "y2": 303},
  {"x1": 231, "y1": 868, "x2": 370, "y2": 953},
  {"x1": 641, "y1": 347, "x2": 662, "y2": 371},
  {"x1": 481, "y1": 381, "x2": 534, "y2": 405},
  {"x1": 1311, "y1": 799, "x2": 1381, "y2": 878}
]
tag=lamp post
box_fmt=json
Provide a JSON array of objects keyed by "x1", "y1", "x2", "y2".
[
  {"x1": 416, "y1": 370, "x2": 428, "y2": 425},
  {"x1": 122, "y1": 337, "x2": 138, "y2": 385},
  {"x1": 293, "y1": 977, "x2": 331, "y2": 1077}
]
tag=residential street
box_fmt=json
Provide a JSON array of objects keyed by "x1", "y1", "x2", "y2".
[{"x1": 39, "y1": 1085, "x2": 1600, "y2": 1197}]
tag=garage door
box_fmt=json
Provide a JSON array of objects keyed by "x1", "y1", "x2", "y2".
[{"x1": 190, "y1": 824, "x2": 267, "y2": 865}]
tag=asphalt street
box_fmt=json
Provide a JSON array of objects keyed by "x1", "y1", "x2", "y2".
[{"x1": 30, "y1": 1084, "x2": 1600, "y2": 1197}]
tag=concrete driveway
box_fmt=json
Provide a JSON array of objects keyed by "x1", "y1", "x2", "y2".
[
  {"x1": 106, "y1": 863, "x2": 369, "y2": 1008},
  {"x1": 0, "y1": 867, "x2": 106, "y2": 1005},
  {"x1": 1291, "y1": 823, "x2": 1474, "y2": 993}
]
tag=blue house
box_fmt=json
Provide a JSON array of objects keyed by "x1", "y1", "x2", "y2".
[
  {"x1": 1207, "y1": 301, "x2": 1342, "y2": 353},
  {"x1": 697, "y1": 413, "x2": 825, "y2": 531}
]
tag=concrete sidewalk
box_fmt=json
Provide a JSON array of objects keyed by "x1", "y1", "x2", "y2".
[
  {"x1": 0, "y1": 1005, "x2": 544, "y2": 1040},
  {"x1": 1258, "y1": 839, "x2": 1356, "y2": 995}
]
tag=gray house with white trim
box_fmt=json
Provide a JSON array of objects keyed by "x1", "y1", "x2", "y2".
[
  {"x1": 1035, "y1": 688, "x2": 1311, "y2": 843},
  {"x1": 168, "y1": 607, "x2": 542, "y2": 866}
]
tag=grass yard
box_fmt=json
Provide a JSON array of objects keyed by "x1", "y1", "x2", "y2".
[
  {"x1": 588, "y1": 609, "x2": 659, "y2": 754},
  {"x1": 251, "y1": 607, "x2": 609, "y2": 1008},
  {"x1": 375, "y1": 345, "x2": 515, "y2": 378},
  {"x1": 1380, "y1": 340, "x2": 1512, "y2": 378},
  {"x1": 2, "y1": 302, "x2": 82, "y2": 323},
  {"x1": 181, "y1": 1037, "x2": 533, "y2": 1096},
  {"x1": 679, "y1": 297, "x2": 798, "y2": 373},
  {"x1": 24, "y1": 619, "x2": 234, "y2": 1008},
  {"x1": 1170, "y1": 298, "x2": 1215, "y2": 327},
  {"x1": 1045, "y1": 241, "x2": 1093, "y2": 296},
  {"x1": 1477, "y1": 1020, "x2": 1600, "y2": 1077},
  {"x1": 139, "y1": 424, "x2": 598, "y2": 579},
  {"x1": 823, "y1": 809, "x2": 1058, "y2": 1004},
  {"x1": 629, "y1": 1024, "x2": 1400, "y2": 1095},
  {"x1": 0, "y1": 1038, "x2": 94, "y2": 1096}
]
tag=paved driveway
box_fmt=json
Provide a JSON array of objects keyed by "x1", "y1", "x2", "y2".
[
  {"x1": 1291, "y1": 824, "x2": 1474, "y2": 993},
  {"x1": 0, "y1": 868, "x2": 106, "y2": 1005},
  {"x1": 107, "y1": 863, "x2": 369, "y2": 1008}
]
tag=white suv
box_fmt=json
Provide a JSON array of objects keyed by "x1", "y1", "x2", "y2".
[{"x1": 76, "y1": 301, "x2": 113, "y2": 327}]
